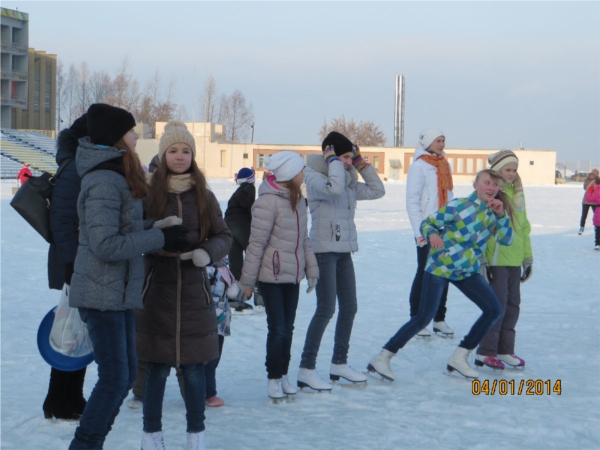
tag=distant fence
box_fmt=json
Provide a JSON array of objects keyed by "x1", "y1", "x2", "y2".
[{"x1": 556, "y1": 161, "x2": 600, "y2": 181}]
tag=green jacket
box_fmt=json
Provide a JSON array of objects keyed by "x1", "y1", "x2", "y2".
[{"x1": 485, "y1": 182, "x2": 532, "y2": 266}]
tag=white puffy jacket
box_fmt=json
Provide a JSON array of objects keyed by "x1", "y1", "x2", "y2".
[
  {"x1": 305, "y1": 154, "x2": 385, "y2": 253},
  {"x1": 406, "y1": 146, "x2": 454, "y2": 239}
]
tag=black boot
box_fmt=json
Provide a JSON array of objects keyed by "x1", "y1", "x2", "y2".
[
  {"x1": 42, "y1": 368, "x2": 81, "y2": 420},
  {"x1": 68, "y1": 367, "x2": 87, "y2": 415}
]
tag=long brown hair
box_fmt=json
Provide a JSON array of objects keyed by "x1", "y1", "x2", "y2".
[
  {"x1": 475, "y1": 169, "x2": 516, "y2": 221},
  {"x1": 146, "y1": 157, "x2": 215, "y2": 243},
  {"x1": 278, "y1": 180, "x2": 303, "y2": 212},
  {"x1": 114, "y1": 138, "x2": 148, "y2": 199}
]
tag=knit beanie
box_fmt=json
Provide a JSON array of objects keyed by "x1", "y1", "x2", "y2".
[
  {"x1": 322, "y1": 131, "x2": 354, "y2": 156},
  {"x1": 158, "y1": 120, "x2": 196, "y2": 161},
  {"x1": 86, "y1": 103, "x2": 136, "y2": 147},
  {"x1": 488, "y1": 149, "x2": 519, "y2": 172},
  {"x1": 70, "y1": 113, "x2": 88, "y2": 139},
  {"x1": 264, "y1": 151, "x2": 304, "y2": 182},
  {"x1": 418, "y1": 128, "x2": 445, "y2": 151},
  {"x1": 236, "y1": 167, "x2": 255, "y2": 184}
]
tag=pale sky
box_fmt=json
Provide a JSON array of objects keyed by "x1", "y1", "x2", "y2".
[{"x1": 10, "y1": 1, "x2": 600, "y2": 163}]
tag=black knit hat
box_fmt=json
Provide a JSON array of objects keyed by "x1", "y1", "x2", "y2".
[
  {"x1": 69, "y1": 113, "x2": 88, "y2": 139},
  {"x1": 322, "y1": 131, "x2": 354, "y2": 156},
  {"x1": 86, "y1": 103, "x2": 136, "y2": 147}
]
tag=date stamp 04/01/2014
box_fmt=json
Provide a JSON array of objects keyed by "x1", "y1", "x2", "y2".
[{"x1": 472, "y1": 379, "x2": 562, "y2": 396}]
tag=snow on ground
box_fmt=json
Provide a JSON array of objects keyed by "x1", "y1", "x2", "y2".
[{"x1": 1, "y1": 179, "x2": 599, "y2": 449}]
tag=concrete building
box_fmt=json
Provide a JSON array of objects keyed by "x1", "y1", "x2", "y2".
[
  {"x1": 1, "y1": 7, "x2": 29, "y2": 128},
  {"x1": 136, "y1": 121, "x2": 557, "y2": 185}
]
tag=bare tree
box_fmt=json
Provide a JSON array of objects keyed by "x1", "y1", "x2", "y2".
[
  {"x1": 201, "y1": 74, "x2": 218, "y2": 123},
  {"x1": 56, "y1": 59, "x2": 65, "y2": 129},
  {"x1": 75, "y1": 61, "x2": 91, "y2": 118},
  {"x1": 64, "y1": 63, "x2": 78, "y2": 125},
  {"x1": 89, "y1": 70, "x2": 113, "y2": 104},
  {"x1": 219, "y1": 90, "x2": 254, "y2": 142},
  {"x1": 137, "y1": 70, "x2": 177, "y2": 137},
  {"x1": 319, "y1": 115, "x2": 386, "y2": 146}
]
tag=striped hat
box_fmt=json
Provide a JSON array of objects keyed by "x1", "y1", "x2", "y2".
[
  {"x1": 488, "y1": 149, "x2": 519, "y2": 171},
  {"x1": 236, "y1": 167, "x2": 255, "y2": 184}
]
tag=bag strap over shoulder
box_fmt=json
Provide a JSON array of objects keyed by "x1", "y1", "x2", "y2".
[{"x1": 51, "y1": 157, "x2": 75, "y2": 183}]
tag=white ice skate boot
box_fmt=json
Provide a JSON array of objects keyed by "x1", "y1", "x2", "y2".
[
  {"x1": 141, "y1": 431, "x2": 166, "y2": 450},
  {"x1": 595, "y1": 245, "x2": 600, "y2": 251},
  {"x1": 416, "y1": 327, "x2": 431, "y2": 337},
  {"x1": 497, "y1": 354, "x2": 526, "y2": 368},
  {"x1": 281, "y1": 375, "x2": 297, "y2": 395},
  {"x1": 127, "y1": 394, "x2": 143, "y2": 409},
  {"x1": 187, "y1": 431, "x2": 206, "y2": 450},
  {"x1": 447, "y1": 347, "x2": 478, "y2": 379},
  {"x1": 367, "y1": 349, "x2": 396, "y2": 381},
  {"x1": 330, "y1": 363, "x2": 367, "y2": 383},
  {"x1": 268, "y1": 378, "x2": 285, "y2": 400},
  {"x1": 578, "y1": 227, "x2": 585, "y2": 235},
  {"x1": 433, "y1": 321, "x2": 454, "y2": 337},
  {"x1": 297, "y1": 368, "x2": 332, "y2": 391}
]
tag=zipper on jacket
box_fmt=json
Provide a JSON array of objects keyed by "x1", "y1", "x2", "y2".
[
  {"x1": 272, "y1": 251, "x2": 280, "y2": 280},
  {"x1": 200, "y1": 268, "x2": 212, "y2": 306},
  {"x1": 142, "y1": 267, "x2": 156, "y2": 304},
  {"x1": 295, "y1": 209, "x2": 300, "y2": 284},
  {"x1": 123, "y1": 261, "x2": 130, "y2": 303},
  {"x1": 175, "y1": 195, "x2": 183, "y2": 367}
]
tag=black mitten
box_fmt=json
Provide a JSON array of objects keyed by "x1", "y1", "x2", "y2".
[
  {"x1": 161, "y1": 225, "x2": 189, "y2": 252},
  {"x1": 64, "y1": 263, "x2": 74, "y2": 285}
]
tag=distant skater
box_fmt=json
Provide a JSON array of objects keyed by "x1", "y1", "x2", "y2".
[{"x1": 579, "y1": 169, "x2": 598, "y2": 235}]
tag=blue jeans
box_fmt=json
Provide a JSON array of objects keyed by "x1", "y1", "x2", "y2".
[
  {"x1": 69, "y1": 309, "x2": 137, "y2": 450},
  {"x1": 300, "y1": 252, "x2": 357, "y2": 369},
  {"x1": 143, "y1": 362, "x2": 206, "y2": 433},
  {"x1": 259, "y1": 282, "x2": 300, "y2": 379},
  {"x1": 409, "y1": 243, "x2": 448, "y2": 321},
  {"x1": 205, "y1": 335, "x2": 224, "y2": 399},
  {"x1": 384, "y1": 272, "x2": 503, "y2": 353}
]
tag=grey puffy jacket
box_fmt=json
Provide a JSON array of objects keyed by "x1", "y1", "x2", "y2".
[
  {"x1": 69, "y1": 138, "x2": 165, "y2": 310},
  {"x1": 239, "y1": 176, "x2": 318, "y2": 286},
  {"x1": 305, "y1": 154, "x2": 385, "y2": 253}
]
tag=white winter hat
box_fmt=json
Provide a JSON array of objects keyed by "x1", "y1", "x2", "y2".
[
  {"x1": 418, "y1": 128, "x2": 445, "y2": 150},
  {"x1": 264, "y1": 151, "x2": 304, "y2": 182}
]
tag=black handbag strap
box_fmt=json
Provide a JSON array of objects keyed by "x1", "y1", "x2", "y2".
[{"x1": 50, "y1": 157, "x2": 75, "y2": 184}]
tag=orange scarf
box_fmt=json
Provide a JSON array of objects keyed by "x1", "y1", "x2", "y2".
[{"x1": 420, "y1": 154, "x2": 453, "y2": 208}]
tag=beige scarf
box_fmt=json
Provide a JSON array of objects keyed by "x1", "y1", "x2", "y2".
[{"x1": 146, "y1": 172, "x2": 195, "y2": 194}]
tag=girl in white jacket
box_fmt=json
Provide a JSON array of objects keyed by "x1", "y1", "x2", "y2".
[
  {"x1": 238, "y1": 151, "x2": 319, "y2": 400},
  {"x1": 405, "y1": 129, "x2": 454, "y2": 337}
]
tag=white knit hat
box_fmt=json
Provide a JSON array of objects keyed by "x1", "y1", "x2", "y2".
[
  {"x1": 264, "y1": 151, "x2": 304, "y2": 182},
  {"x1": 418, "y1": 128, "x2": 445, "y2": 150},
  {"x1": 488, "y1": 149, "x2": 519, "y2": 171},
  {"x1": 158, "y1": 120, "x2": 196, "y2": 160}
]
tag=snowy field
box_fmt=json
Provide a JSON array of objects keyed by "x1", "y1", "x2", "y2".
[{"x1": 1, "y1": 178, "x2": 599, "y2": 450}]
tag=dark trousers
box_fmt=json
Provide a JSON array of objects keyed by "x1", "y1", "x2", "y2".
[
  {"x1": 384, "y1": 272, "x2": 503, "y2": 353},
  {"x1": 409, "y1": 243, "x2": 448, "y2": 321},
  {"x1": 143, "y1": 362, "x2": 206, "y2": 433},
  {"x1": 226, "y1": 221, "x2": 250, "y2": 281},
  {"x1": 300, "y1": 252, "x2": 357, "y2": 369},
  {"x1": 70, "y1": 309, "x2": 137, "y2": 450},
  {"x1": 595, "y1": 226, "x2": 600, "y2": 246},
  {"x1": 259, "y1": 282, "x2": 300, "y2": 379},
  {"x1": 477, "y1": 267, "x2": 522, "y2": 356},
  {"x1": 205, "y1": 335, "x2": 224, "y2": 399},
  {"x1": 580, "y1": 204, "x2": 596, "y2": 227}
]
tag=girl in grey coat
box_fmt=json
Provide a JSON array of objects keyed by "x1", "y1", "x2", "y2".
[
  {"x1": 298, "y1": 132, "x2": 385, "y2": 391},
  {"x1": 69, "y1": 104, "x2": 189, "y2": 450},
  {"x1": 238, "y1": 151, "x2": 319, "y2": 401}
]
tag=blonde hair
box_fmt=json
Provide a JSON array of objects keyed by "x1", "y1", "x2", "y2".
[{"x1": 475, "y1": 169, "x2": 516, "y2": 221}]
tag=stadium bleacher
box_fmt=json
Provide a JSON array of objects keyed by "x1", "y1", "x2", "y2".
[{"x1": 1, "y1": 130, "x2": 58, "y2": 177}]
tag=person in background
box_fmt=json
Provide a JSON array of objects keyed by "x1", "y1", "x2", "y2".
[
  {"x1": 579, "y1": 169, "x2": 599, "y2": 235},
  {"x1": 16, "y1": 163, "x2": 32, "y2": 186},
  {"x1": 585, "y1": 171, "x2": 600, "y2": 250}
]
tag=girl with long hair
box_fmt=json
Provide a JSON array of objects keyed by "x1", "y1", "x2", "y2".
[{"x1": 136, "y1": 121, "x2": 232, "y2": 449}]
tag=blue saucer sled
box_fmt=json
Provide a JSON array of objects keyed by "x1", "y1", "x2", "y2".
[{"x1": 37, "y1": 307, "x2": 94, "y2": 372}]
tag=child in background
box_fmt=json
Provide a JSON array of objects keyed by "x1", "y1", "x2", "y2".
[
  {"x1": 476, "y1": 150, "x2": 532, "y2": 369},
  {"x1": 579, "y1": 169, "x2": 599, "y2": 235},
  {"x1": 369, "y1": 169, "x2": 513, "y2": 381},
  {"x1": 585, "y1": 172, "x2": 600, "y2": 250},
  {"x1": 237, "y1": 151, "x2": 319, "y2": 401}
]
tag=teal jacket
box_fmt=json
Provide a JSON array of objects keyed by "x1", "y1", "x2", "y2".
[
  {"x1": 420, "y1": 192, "x2": 513, "y2": 280},
  {"x1": 485, "y1": 182, "x2": 532, "y2": 266}
]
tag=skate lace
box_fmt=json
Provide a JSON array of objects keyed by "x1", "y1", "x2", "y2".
[
  {"x1": 346, "y1": 364, "x2": 362, "y2": 376},
  {"x1": 311, "y1": 370, "x2": 327, "y2": 383}
]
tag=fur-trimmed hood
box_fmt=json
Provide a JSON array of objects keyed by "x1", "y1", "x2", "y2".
[{"x1": 55, "y1": 128, "x2": 81, "y2": 165}]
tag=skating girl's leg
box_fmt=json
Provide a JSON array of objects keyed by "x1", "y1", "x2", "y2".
[
  {"x1": 205, "y1": 335, "x2": 224, "y2": 399},
  {"x1": 180, "y1": 363, "x2": 206, "y2": 433},
  {"x1": 476, "y1": 267, "x2": 510, "y2": 357},
  {"x1": 595, "y1": 225, "x2": 600, "y2": 246},
  {"x1": 409, "y1": 244, "x2": 449, "y2": 321},
  {"x1": 383, "y1": 272, "x2": 447, "y2": 353},
  {"x1": 332, "y1": 253, "x2": 357, "y2": 365},
  {"x1": 450, "y1": 274, "x2": 503, "y2": 350},
  {"x1": 142, "y1": 363, "x2": 171, "y2": 433},
  {"x1": 261, "y1": 282, "x2": 295, "y2": 379},
  {"x1": 497, "y1": 267, "x2": 522, "y2": 355},
  {"x1": 300, "y1": 253, "x2": 338, "y2": 369},
  {"x1": 280, "y1": 283, "x2": 300, "y2": 376}
]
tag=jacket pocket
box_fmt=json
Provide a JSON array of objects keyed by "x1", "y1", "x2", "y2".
[
  {"x1": 272, "y1": 251, "x2": 280, "y2": 279},
  {"x1": 141, "y1": 267, "x2": 155, "y2": 305}
]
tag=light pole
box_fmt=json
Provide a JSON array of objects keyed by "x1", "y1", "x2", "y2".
[{"x1": 251, "y1": 122, "x2": 254, "y2": 144}]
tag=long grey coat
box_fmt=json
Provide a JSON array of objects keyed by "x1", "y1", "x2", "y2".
[
  {"x1": 239, "y1": 177, "x2": 318, "y2": 286},
  {"x1": 304, "y1": 154, "x2": 385, "y2": 254},
  {"x1": 69, "y1": 138, "x2": 165, "y2": 311}
]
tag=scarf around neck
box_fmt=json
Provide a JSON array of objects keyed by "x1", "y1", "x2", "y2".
[
  {"x1": 146, "y1": 172, "x2": 195, "y2": 194},
  {"x1": 419, "y1": 154, "x2": 454, "y2": 208}
]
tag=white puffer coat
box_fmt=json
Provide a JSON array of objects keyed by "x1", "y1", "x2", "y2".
[
  {"x1": 239, "y1": 177, "x2": 318, "y2": 286},
  {"x1": 406, "y1": 146, "x2": 454, "y2": 239},
  {"x1": 305, "y1": 154, "x2": 385, "y2": 253}
]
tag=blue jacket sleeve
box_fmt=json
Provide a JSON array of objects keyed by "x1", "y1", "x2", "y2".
[{"x1": 495, "y1": 212, "x2": 514, "y2": 246}]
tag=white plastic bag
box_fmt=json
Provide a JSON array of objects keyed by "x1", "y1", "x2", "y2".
[{"x1": 49, "y1": 284, "x2": 93, "y2": 357}]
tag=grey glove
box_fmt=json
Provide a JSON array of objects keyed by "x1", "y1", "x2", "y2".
[
  {"x1": 153, "y1": 215, "x2": 183, "y2": 229},
  {"x1": 479, "y1": 257, "x2": 493, "y2": 283},
  {"x1": 180, "y1": 248, "x2": 211, "y2": 267},
  {"x1": 306, "y1": 277, "x2": 318, "y2": 294},
  {"x1": 236, "y1": 282, "x2": 254, "y2": 300},
  {"x1": 521, "y1": 257, "x2": 533, "y2": 283}
]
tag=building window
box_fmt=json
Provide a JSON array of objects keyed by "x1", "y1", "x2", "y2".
[
  {"x1": 467, "y1": 158, "x2": 474, "y2": 174},
  {"x1": 457, "y1": 158, "x2": 464, "y2": 173},
  {"x1": 257, "y1": 154, "x2": 265, "y2": 168},
  {"x1": 476, "y1": 158, "x2": 484, "y2": 172},
  {"x1": 220, "y1": 150, "x2": 226, "y2": 167},
  {"x1": 447, "y1": 157, "x2": 454, "y2": 172},
  {"x1": 45, "y1": 73, "x2": 51, "y2": 113},
  {"x1": 243, "y1": 153, "x2": 248, "y2": 159},
  {"x1": 373, "y1": 156, "x2": 380, "y2": 170}
]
